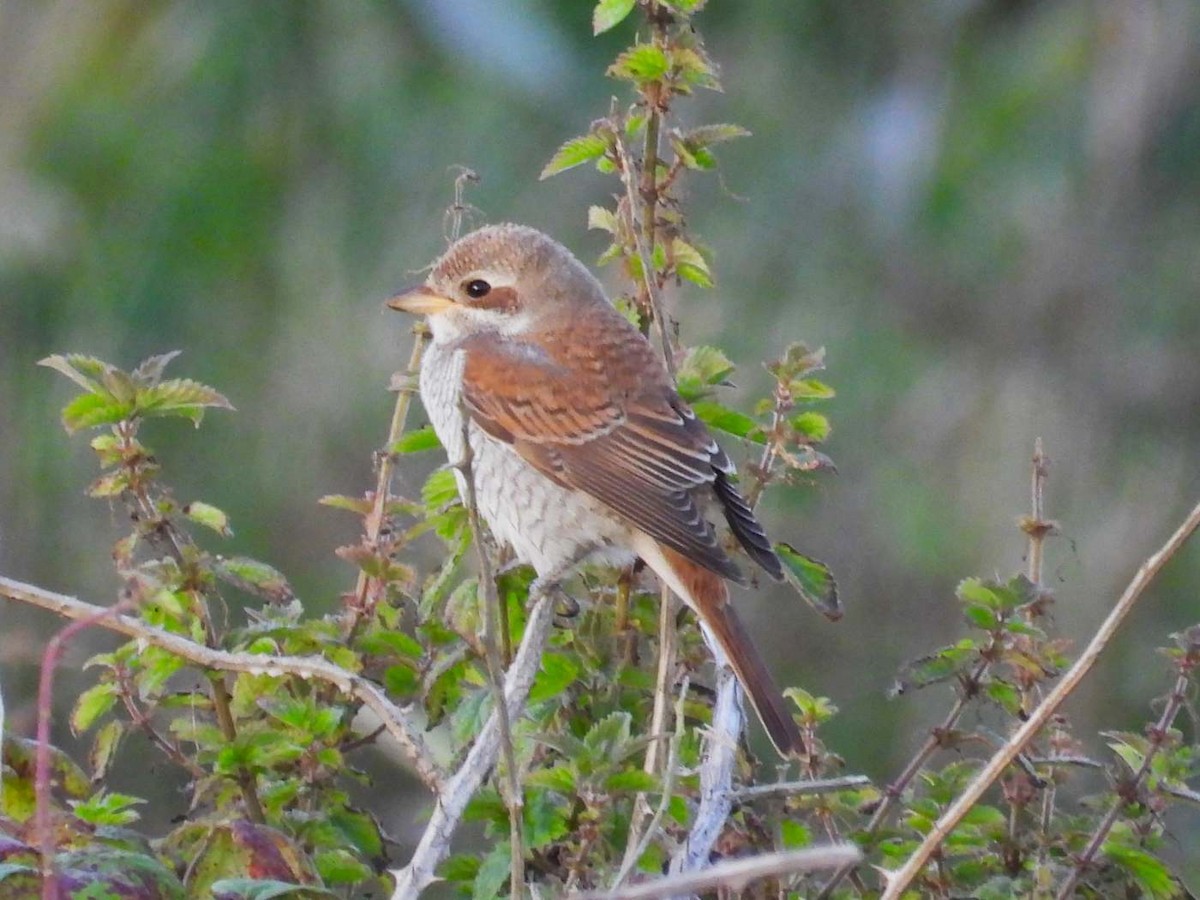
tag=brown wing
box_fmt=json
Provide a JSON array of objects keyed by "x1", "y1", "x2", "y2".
[{"x1": 458, "y1": 311, "x2": 781, "y2": 582}]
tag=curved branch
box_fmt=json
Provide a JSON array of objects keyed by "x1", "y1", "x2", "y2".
[{"x1": 0, "y1": 575, "x2": 445, "y2": 793}]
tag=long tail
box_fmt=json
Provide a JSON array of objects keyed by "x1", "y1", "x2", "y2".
[{"x1": 632, "y1": 535, "x2": 805, "y2": 758}]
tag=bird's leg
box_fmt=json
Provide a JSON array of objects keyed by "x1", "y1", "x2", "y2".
[{"x1": 615, "y1": 565, "x2": 639, "y2": 668}]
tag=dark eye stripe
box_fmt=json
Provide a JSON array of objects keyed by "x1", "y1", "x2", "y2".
[{"x1": 470, "y1": 285, "x2": 519, "y2": 313}]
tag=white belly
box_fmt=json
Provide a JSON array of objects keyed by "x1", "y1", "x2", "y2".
[{"x1": 419, "y1": 342, "x2": 633, "y2": 578}]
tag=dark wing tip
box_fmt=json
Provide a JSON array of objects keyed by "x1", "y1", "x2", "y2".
[{"x1": 713, "y1": 469, "x2": 785, "y2": 581}]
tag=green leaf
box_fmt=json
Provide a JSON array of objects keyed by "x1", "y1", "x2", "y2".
[
  {"x1": 791, "y1": 411, "x2": 831, "y2": 442},
  {"x1": 473, "y1": 843, "x2": 511, "y2": 900},
  {"x1": 71, "y1": 682, "x2": 117, "y2": 735},
  {"x1": 524, "y1": 765, "x2": 577, "y2": 795},
  {"x1": 587, "y1": 205, "x2": 618, "y2": 234},
  {"x1": 775, "y1": 543, "x2": 840, "y2": 620},
  {"x1": 691, "y1": 401, "x2": 762, "y2": 442},
  {"x1": 540, "y1": 133, "x2": 610, "y2": 180},
  {"x1": 61, "y1": 392, "x2": 133, "y2": 433},
  {"x1": 391, "y1": 425, "x2": 441, "y2": 454},
  {"x1": 90, "y1": 720, "x2": 125, "y2": 782},
  {"x1": 1102, "y1": 838, "x2": 1181, "y2": 899},
  {"x1": 384, "y1": 663, "x2": 419, "y2": 696},
  {"x1": 131, "y1": 350, "x2": 183, "y2": 384},
  {"x1": 38, "y1": 353, "x2": 110, "y2": 393},
  {"x1": 780, "y1": 819, "x2": 812, "y2": 849},
  {"x1": 137, "y1": 377, "x2": 234, "y2": 425},
  {"x1": 985, "y1": 680, "x2": 1022, "y2": 716},
  {"x1": 593, "y1": 0, "x2": 636, "y2": 34},
  {"x1": 422, "y1": 467, "x2": 460, "y2": 510},
  {"x1": 609, "y1": 44, "x2": 670, "y2": 83},
  {"x1": 684, "y1": 123, "x2": 751, "y2": 148},
  {"x1": 675, "y1": 345, "x2": 736, "y2": 401},
  {"x1": 70, "y1": 790, "x2": 145, "y2": 826},
  {"x1": 185, "y1": 501, "x2": 234, "y2": 537},
  {"x1": 671, "y1": 237, "x2": 713, "y2": 287},
  {"x1": 529, "y1": 652, "x2": 580, "y2": 702},
  {"x1": 314, "y1": 848, "x2": 372, "y2": 885},
  {"x1": 788, "y1": 378, "x2": 836, "y2": 400},
  {"x1": 604, "y1": 769, "x2": 658, "y2": 792},
  {"x1": 216, "y1": 557, "x2": 294, "y2": 603}
]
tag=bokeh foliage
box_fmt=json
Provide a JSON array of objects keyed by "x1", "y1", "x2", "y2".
[{"x1": 3, "y1": 0, "x2": 1200, "y2": 891}]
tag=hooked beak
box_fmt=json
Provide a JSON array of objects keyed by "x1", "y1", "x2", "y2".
[{"x1": 386, "y1": 285, "x2": 459, "y2": 316}]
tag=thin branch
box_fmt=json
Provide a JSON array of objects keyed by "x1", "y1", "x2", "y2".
[
  {"x1": 1055, "y1": 664, "x2": 1194, "y2": 898},
  {"x1": 880, "y1": 499, "x2": 1200, "y2": 900},
  {"x1": 576, "y1": 846, "x2": 862, "y2": 900},
  {"x1": 0, "y1": 575, "x2": 445, "y2": 793},
  {"x1": 36, "y1": 600, "x2": 129, "y2": 899},
  {"x1": 734, "y1": 775, "x2": 872, "y2": 802},
  {"x1": 389, "y1": 590, "x2": 556, "y2": 899},
  {"x1": 346, "y1": 328, "x2": 428, "y2": 638},
  {"x1": 457, "y1": 406, "x2": 525, "y2": 900},
  {"x1": 614, "y1": 676, "x2": 690, "y2": 889}
]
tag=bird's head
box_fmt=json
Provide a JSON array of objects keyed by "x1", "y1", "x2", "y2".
[{"x1": 388, "y1": 224, "x2": 605, "y2": 341}]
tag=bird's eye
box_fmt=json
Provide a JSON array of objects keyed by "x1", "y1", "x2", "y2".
[{"x1": 464, "y1": 279, "x2": 491, "y2": 299}]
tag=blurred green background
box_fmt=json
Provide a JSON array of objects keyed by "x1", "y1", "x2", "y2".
[{"x1": 3, "y1": 0, "x2": 1199, "y2": 875}]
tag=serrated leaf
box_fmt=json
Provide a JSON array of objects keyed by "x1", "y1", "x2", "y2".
[
  {"x1": 524, "y1": 765, "x2": 577, "y2": 795},
  {"x1": 529, "y1": 652, "x2": 580, "y2": 702},
  {"x1": 690, "y1": 401, "x2": 763, "y2": 442},
  {"x1": 788, "y1": 378, "x2": 835, "y2": 400},
  {"x1": 791, "y1": 411, "x2": 831, "y2": 442},
  {"x1": 391, "y1": 425, "x2": 441, "y2": 454},
  {"x1": 185, "y1": 501, "x2": 233, "y2": 537},
  {"x1": 38, "y1": 353, "x2": 110, "y2": 393},
  {"x1": 61, "y1": 392, "x2": 133, "y2": 433},
  {"x1": 71, "y1": 682, "x2": 117, "y2": 735},
  {"x1": 423, "y1": 467, "x2": 460, "y2": 510},
  {"x1": 985, "y1": 681, "x2": 1022, "y2": 716},
  {"x1": 593, "y1": 0, "x2": 636, "y2": 34},
  {"x1": 89, "y1": 720, "x2": 125, "y2": 782},
  {"x1": 609, "y1": 44, "x2": 670, "y2": 83},
  {"x1": 473, "y1": 843, "x2": 511, "y2": 900},
  {"x1": 587, "y1": 205, "x2": 618, "y2": 234},
  {"x1": 671, "y1": 237, "x2": 712, "y2": 287},
  {"x1": 138, "y1": 377, "x2": 234, "y2": 425},
  {"x1": 215, "y1": 557, "x2": 294, "y2": 603},
  {"x1": 131, "y1": 350, "x2": 183, "y2": 384},
  {"x1": 1102, "y1": 839, "x2": 1181, "y2": 899},
  {"x1": 672, "y1": 46, "x2": 720, "y2": 90},
  {"x1": 775, "y1": 543, "x2": 840, "y2": 620},
  {"x1": 540, "y1": 133, "x2": 610, "y2": 180},
  {"x1": 676, "y1": 345, "x2": 735, "y2": 401},
  {"x1": 684, "y1": 123, "x2": 751, "y2": 147}
]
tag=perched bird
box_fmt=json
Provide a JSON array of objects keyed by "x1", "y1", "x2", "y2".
[{"x1": 389, "y1": 224, "x2": 802, "y2": 757}]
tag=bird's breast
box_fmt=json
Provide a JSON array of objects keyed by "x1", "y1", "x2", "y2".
[{"x1": 418, "y1": 341, "x2": 633, "y2": 578}]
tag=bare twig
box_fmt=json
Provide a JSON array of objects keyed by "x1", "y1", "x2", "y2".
[
  {"x1": 734, "y1": 775, "x2": 872, "y2": 802},
  {"x1": 1055, "y1": 663, "x2": 1194, "y2": 898},
  {"x1": 880, "y1": 500, "x2": 1200, "y2": 900},
  {"x1": 613, "y1": 130, "x2": 675, "y2": 376},
  {"x1": 577, "y1": 846, "x2": 862, "y2": 900},
  {"x1": 457, "y1": 406, "x2": 525, "y2": 900},
  {"x1": 0, "y1": 575, "x2": 445, "y2": 793},
  {"x1": 390, "y1": 590, "x2": 556, "y2": 899}
]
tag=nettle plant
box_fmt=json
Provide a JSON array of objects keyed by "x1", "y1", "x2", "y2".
[{"x1": 3, "y1": 2, "x2": 1200, "y2": 899}]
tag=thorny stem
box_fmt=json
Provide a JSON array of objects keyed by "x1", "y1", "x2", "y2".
[
  {"x1": 115, "y1": 420, "x2": 264, "y2": 824},
  {"x1": 881, "y1": 500, "x2": 1200, "y2": 900},
  {"x1": 345, "y1": 329, "x2": 428, "y2": 639},
  {"x1": 1055, "y1": 663, "x2": 1195, "y2": 898},
  {"x1": 457, "y1": 406, "x2": 525, "y2": 900},
  {"x1": 815, "y1": 660, "x2": 992, "y2": 899}
]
